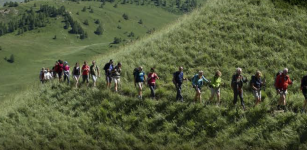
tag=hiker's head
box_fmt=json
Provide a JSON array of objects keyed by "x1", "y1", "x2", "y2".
[
  {"x1": 110, "y1": 59, "x2": 113, "y2": 64},
  {"x1": 42, "y1": 67, "x2": 45, "y2": 71},
  {"x1": 256, "y1": 71, "x2": 262, "y2": 78},
  {"x1": 64, "y1": 61, "x2": 68, "y2": 65},
  {"x1": 215, "y1": 70, "x2": 222, "y2": 77},
  {"x1": 118, "y1": 62, "x2": 122, "y2": 67},
  {"x1": 198, "y1": 71, "x2": 204, "y2": 77},
  {"x1": 236, "y1": 68, "x2": 242, "y2": 75},
  {"x1": 179, "y1": 66, "x2": 183, "y2": 72},
  {"x1": 283, "y1": 68, "x2": 288, "y2": 75},
  {"x1": 139, "y1": 66, "x2": 143, "y2": 71},
  {"x1": 92, "y1": 60, "x2": 96, "y2": 65},
  {"x1": 75, "y1": 62, "x2": 79, "y2": 67},
  {"x1": 84, "y1": 61, "x2": 87, "y2": 65},
  {"x1": 151, "y1": 68, "x2": 155, "y2": 72}
]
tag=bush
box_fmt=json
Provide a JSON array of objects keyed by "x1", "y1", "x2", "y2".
[{"x1": 122, "y1": 13, "x2": 129, "y2": 20}]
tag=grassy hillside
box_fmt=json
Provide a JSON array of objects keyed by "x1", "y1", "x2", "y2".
[
  {"x1": 0, "y1": 0, "x2": 180, "y2": 98},
  {"x1": 1, "y1": 0, "x2": 307, "y2": 149}
]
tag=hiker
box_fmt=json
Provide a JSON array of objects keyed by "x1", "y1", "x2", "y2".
[
  {"x1": 82, "y1": 61, "x2": 90, "y2": 87},
  {"x1": 111, "y1": 62, "x2": 122, "y2": 92},
  {"x1": 39, "y1": 67, "x2": 46, "y2": 84},
  {"x1": 275, "y1": 68, "x2": 293, "y2": 110},
  {"x1": 148, "y1": 68, "x2": 159, "y2": 99},
  {"x1": 301, "y1": 73, "x2": 307, "y2": 112},
  {"x1": 251, "y1": 71, "x2": 265, "y2": 106},
  {"x1": 44, "y1": 69, "x2": 53, "y2": 82},
  {"x1": 52, "y1": 61, "x2": 56, "y2": 78},
  {"x1": 209, "y1": 70, "x2": 222, "y2": 105},
  {"x1": 192, "y1": 70, "x2": 210, "y2": 103},
  {"x1": 58, "y1": 60, "x2": 64, "y2": 82},
  {"x1": 53, "y1": 61, "x2": 59, "y2": 78},
  {"x1": 173, "y1": 66, "x2": 187, "y2": 102},
  {"x1": 72, "y1": 62, "x2": 81, "y2": 88},
  {"x1": 90, "y1": 60, "x2": 100, "y2": 87},
  {"x1": 134, "y1": 66, "x2": 146, "y2": 99},
  {"x1": 231, "y1": 68, "x2": 248, "y2": 110},
  {"x1": 103, "y1": 59, "x2": 114, "y2": 88},
  {"x1": 63, "y1": 61, "x2": 70, "y2": 84}
]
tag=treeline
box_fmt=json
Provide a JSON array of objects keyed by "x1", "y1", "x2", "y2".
[
  {"x1": 67, "y1": 0, "x2": 198, "y2": 13},
  {"x1": 0, "y1": 5, "x2": 65, "y2": 36},
  {"x1": 63, "y1": 12, "x2": 88, "y2": 39},
  {"x1": 3, "y1": 1, "x2": 19, "y2": 7},
  {"x1": 0, "y1": 5, "x2": 87, "y2": 39}
]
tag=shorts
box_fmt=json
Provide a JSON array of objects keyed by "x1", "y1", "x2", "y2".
[
  {"x1": 58, "y1": 71, "x2": 63, "y2": 79},
  {"x1": 82, "y1": 75, "x2": 89, "y2": 83},
  {"x1": 253, "y1": 90, "x2": 261, "y2": 99},
  {"x1": 112, "y1": 76, "x2": 120, "y2": 84},
  {"x1": 106, "y1": 76, "x2": 112, "y2": 83},
  {"x1": 278, "y1": 90, "x2": 287, "y2": 96},
  {"x1": 73, "y1": 75, "x2": 80, "y2": 80},
  {"x1": 137, "y1": 82, "x2": 143, "y2": 90},
  {"x1": 210, "y1": 87, "x2": 220, "y2": 95},
  {"x1": 303, "y1": 90, "x2": 307, "y2": 100},
  {"x1": 193, "y1": 85, "x2": 201, "y2": 92},
  {"x1": 92, "y1": 75, "x2": 97, "y2": 82}
]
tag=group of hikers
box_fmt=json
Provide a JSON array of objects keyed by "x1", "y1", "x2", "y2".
[{"x1": 39, "y1": 60, "x2": 307, "y2": 112}]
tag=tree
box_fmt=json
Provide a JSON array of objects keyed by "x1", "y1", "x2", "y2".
[
  {"x1": 122, "y1": 13, "x2": 128, "y2": 20},
  {"x1": 82, "y1": 6, "x2": 86, "y2": 12},
  {"x1": 113, "y1": 37, "x2": 121, "y2": 44},
  {"x1": 128, "y1": 32, "x2": 134, "y2": 37},
  {"x1": 76, "y1": 12, "x2": 79, "y2": 15},
  {"x1": 0, "y1": 46, "x2": 2, "y2": 50},
  {"x1": 34, "y1": 3, "x2": 37, "y2": 7},
  {"x1": 113, "y1": 4, "x2": 117, "y2": 8},
  {"x1": 138, "y1": 19, "x2": 143, "y2": 24},
  {"x1": 9, "y1": 54, "x2": 15, "y2": 63},
  {"x1": 84, "y1": 19, "x2": 89, "y2": 25},
  {"x1": 53, "y1": 35, "x2": 57, "y2": 39},
  {"x1": 88, "y1": 6, "x2": 92, "y2": 9},
  {"x1": 95, "y1": 25, "x2": 104, "y2": 35},
  {"x1": 95, "y1": 19, "x2": 101, "y2": 24},
  {"x1": 90, "y1": 9, "x2": 94, "y2": 13}
]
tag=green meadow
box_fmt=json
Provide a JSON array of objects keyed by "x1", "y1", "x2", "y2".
[
  {"x1": 0, "y1": 0, "x2": 179, "y2": 98},
  {"x1": 1, "y1": 0, "x2": 307, "y2": 149}
]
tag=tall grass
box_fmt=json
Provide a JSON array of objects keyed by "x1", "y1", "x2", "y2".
[{"x1": 1, "y1": 0, "x2": 307, "y2": 149}]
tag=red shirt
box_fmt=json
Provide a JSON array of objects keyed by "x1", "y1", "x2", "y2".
[
  {"x1": 148, "y1": 73, "x2": 158, "y2": 84},
  {"x1": 275, "y1": 74, "x2": 292, "y2": 90},
  {"x1": 82, "y1": 65, "x2": 90, "y2": 75},
  {"x1": 58, "y1": 64, "x2": 64, "y2": 72}
]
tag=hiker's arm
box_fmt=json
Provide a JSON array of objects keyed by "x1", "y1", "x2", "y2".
[{"x1": 202, "y1": 76, "x2": 210, "y2": 83}]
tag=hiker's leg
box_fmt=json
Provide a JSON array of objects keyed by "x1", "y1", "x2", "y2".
[
  {"x1": 217, "y1": 88, "x2": 221, "y2": 104},
  {"x1": 233, "y1": 89, "x2": 238, "y2": 105},
  {"x1": 209, "y1": 88, "x2": 215, "y2": 101},
  {"x1": 239, "y1": 90, "x2": 245, "y2": 109},
  {"x1": 149, "y1": 85, "x2": 155, "y2": 98}
]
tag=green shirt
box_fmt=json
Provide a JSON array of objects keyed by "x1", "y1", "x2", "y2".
[{"x1": 211, "y1": 76, "x2": 221, "y2": 88}]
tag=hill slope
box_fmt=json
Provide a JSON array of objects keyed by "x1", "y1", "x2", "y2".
[
  {"x1": 0, "y1": 0, "x2": 180, "y2": 97},
  {"x1": 1, "y1": 0, "x2": 307, "y2": 149}
]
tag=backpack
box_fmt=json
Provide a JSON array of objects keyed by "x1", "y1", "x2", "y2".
[
  {"x1": 103, "y1": 63, "x2": 110, "y2": 71},
  {"x1": 249, "y1": 75, "x2": 256, "y2": 90},
  {"x1": 274, "y1": 71, "x2": 283, "y2": 88},
  {"x1": 133, "y1": 68, "x2": 139, "y2": 78}
]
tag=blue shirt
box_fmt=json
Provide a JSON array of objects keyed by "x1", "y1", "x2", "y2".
[
  {"x1": 136, "y1": 71, "x2": 145, "y2": 82},
  {"x1": 192, "y1": 74, "x2": 209, "y2": 88},
  {"x1": 174, "y1": 71, "x2": 184, "y2": 84}
]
